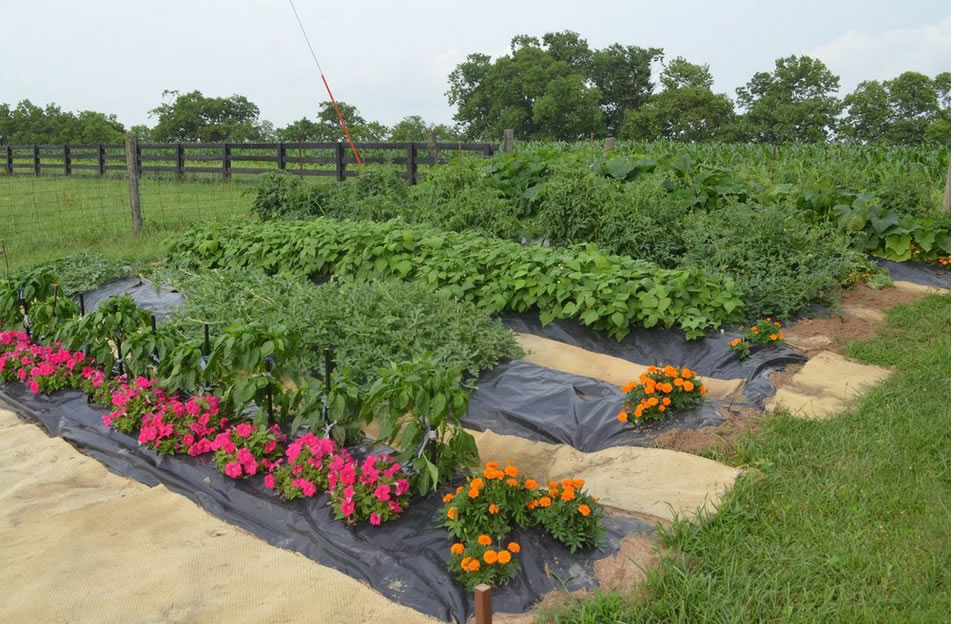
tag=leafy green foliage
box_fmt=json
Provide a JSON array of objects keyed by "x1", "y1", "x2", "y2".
[
  {"x1": 362, "y1": 357, "x2": 478, "y2": 495},
  {"x1": 164, "y1": 218, "x2": 744, "y2": 339}
]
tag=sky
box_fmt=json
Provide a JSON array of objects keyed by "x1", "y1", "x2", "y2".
[{"x1": 2, "y1": 0, "x2": 951, "y2": 130}]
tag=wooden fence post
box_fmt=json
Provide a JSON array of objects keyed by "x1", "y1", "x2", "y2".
[
  {"x1": 335, "y1": 142, "x2": 345, "y2": 181},
  {"x1": 64, "y1": 144, "x2": 71, "y2": 176},
  {"x1": 602, "y1": 137, "x2": 615, "y2": 155},
  {"x1": 474, "y1": 584, "x2": 492, "y2": 624},
  {"x1": 125, "y1": 134, "x2": 143, "y2": 233},
  {"x1": 33, "y1": 145, "x2": 40, "y2": 176},
  {"x1": 97, "y1": 144, "x2": 106, "y2": 176},
  {"x1": 5, "y1": 146, "x2": 12, "y2": 175},
  {"x1": 222, "y1": 143, "x2": 231, "y2": 180},
  {"x1": 176, "y1": 143, "x2": 184, "y2": 178},
  {"x1": 427, "y1": 134, "x2": 437, "y2": 165},
  {"x1": 406, "y1": 143, "x2": 417, "y2": 184},
  {"x1": 502, "y1": 129, "x2": 514, "y2": 153},
  {"x1": 278, "y1": 143, "x2": 286, "y2": 171}
]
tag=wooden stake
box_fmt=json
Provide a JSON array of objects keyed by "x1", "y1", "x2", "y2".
[
  {"x1": 124, "y1": 134, "x2": 143, "y2": 233},
  {"x1": 474, "y1": 583, "x2": 492, "y2": 624}
]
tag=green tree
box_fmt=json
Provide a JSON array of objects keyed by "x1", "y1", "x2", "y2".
[
  {"x1": 0, "y1": 100, "x2": 125, "y2": 144},
  {"x1": 841, "y1": 71, "x2": 951, "y2": 145},
  {"x1": 659, "y1": 56, "x2": 714, "y2": 90},
  {"x1": 881, "y1": 71, "x2": 942, "y2": 145},
  {"x1": 620, "y1": 58, "x2": 735, "y2": 142},
  {"x1": 279, "y1": 102, "x2": 387, "y2": 143},
  {"x1": 388, "y1": 115, "x2": 462, "y2": 142},
  {"x1": 448, "y1": 32, "x2": 657, "y2": 140},
  {"x1": 840, "y1": 80, "x2": 891, "y2": 143},
  {"x1": 149, "y1": 90, "x2": 269, "y2": 142},
  {"x1": 587, "y1": 43, "x2": 663, "y2": 135},
  {"x1": 736, "y1": 55, "x2": 842, "y2": 143}
]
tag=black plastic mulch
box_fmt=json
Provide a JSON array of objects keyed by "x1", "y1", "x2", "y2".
[
  {"x1": 874, "y1": 258, "x2": 951, "y2": 289},
  {"x1": 0, "y1": 382, "x2": 652, "y2": 624}
]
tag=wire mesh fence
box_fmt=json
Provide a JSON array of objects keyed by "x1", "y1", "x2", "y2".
[{"x1": 0, "y1": 139, "x2": 499, "y2": 270}]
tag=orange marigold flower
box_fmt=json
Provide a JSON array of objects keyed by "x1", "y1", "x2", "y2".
[
  {"x1": 778, "y1": 333, "x2": 784, "y2": 339},
  {"x1": 647, "y1": 397, "x2": 659, "y2": 407},
  {"x1": 751, "y1": 328, "x2": 759, "y2": 335},
  {"x1": 659, "y1": 382, "x2": 673, "y2": 393},
  {"x1": 664, "y1": 365, "x2": 678, "y2": 377},
  {"x1": 477, "y1": 534, "x2": 492, "y2": 546},
  {"x1": 527, "y1": 500, "x2": 538, "y2": 510},
  {"x1": 730, "y1": 338, "x2": 741, "y2": 347},
  {"x1": 483, "y1": 550, "x2": 498, "y2": 564},
  {"x1": 774, "y1": 321, "x2": 781, "y2": 328},
  {"x1": 561, "y1": 487, "x2": 576, "y2": 501},
  {"x1": 699, "y1": 385, "x2": 707, "y2": 395},
  {"x1": 460, "y1": 556, "x2": 472, "y2": 571},
  {"x1": 451, "y1": 543, "x2": 464, "y2": 555},
  {"x1": 681, "y1": 368, "x2": 692, "y2": 379},
  {"x1": 507, "y1": 542, "x2": 521, "y2": 553},
  {"x1": 617, "y1": 411, "x2": 628, "y2": 423},
  {"x1": 662, "y1": 397, "x2": 671, "y2": 406},
  {"x1": 578, "y1": 504, "x2": 591, "y2": 516},
  {"x1": 485, "y1": 461, "x2": 499, "y2": 470},
  {"x1": 468, "y1": 488, "x2": 480, "y2": 499},
  {"x1": 647, "y1": 365, "x2": 659, "y2": 373},
  {"x1": 468, "y1": 560, "x2": 480, "y2": 572},
  {"x1": 547, "y1": 481, "x2": 558, "y2": 489},
  {"x1": 572, "y1": 479, "x2": 585, "y2": 489},
  {"x1": 538, "y1": 496, "x2": 552, "y2": 508},
  {"x1": 497, "y1": 550, "x2": 512, "y2": 564},
  {"x1": 525, "y1": 479, "x2": 539, "y2": 490},
  {"x1": 769, "y1": 334, "x2": 778, "y2": 341},
  {"x1": 506, "y1": 478, "x2": 519, "y2": 487},
  {"x1": 447, "y1": 507, "x2": 457, "y2": 520},
  {"x1": 456, "y1": 486, "x2": 464, "y2": 494},
  {"x1": 504, "y1": 463, "x2": 519, "y2": 478},
  {"x1": 683, "y1": 381, "x2": 694, "y2": 392},
  {"x1": 470, "y1": 477, "x2": 484, "y2": 489},
  {"x1": 442, "y1": 493, "x2": 454, "y2": 503},
  {"x1": 658, "y1": 405, "x2": 666, "y2": 412},
  {"x1": 634, "y1": 408, "x2": 643, "y2": 419},
  {"x1": 488, "y1": 503, "x2": 500, "y2": 514}
]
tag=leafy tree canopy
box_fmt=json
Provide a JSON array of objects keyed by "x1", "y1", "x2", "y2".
[
  {"x1": 149, "y1": 90, "x2": 271, "y2": 142},
  {"x1": 736, "y1": 55, "x2": 842, "y2": 143}
]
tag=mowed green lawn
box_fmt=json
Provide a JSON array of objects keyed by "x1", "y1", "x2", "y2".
[
  {"x1": 0, "y1": 175, "x2": 252, "y2": 269},
  {"x1": 545, "y1": 294, "x2": 951, "y2": 623}
]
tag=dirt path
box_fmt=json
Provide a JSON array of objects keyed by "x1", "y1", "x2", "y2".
[{"x1": 0, "y1": 408, "x2": 439, "y2": 624}]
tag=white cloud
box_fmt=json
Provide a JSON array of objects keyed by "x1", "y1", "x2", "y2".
[{"x1": 809, "y1": 16, "x2": 951, "y2": 93}]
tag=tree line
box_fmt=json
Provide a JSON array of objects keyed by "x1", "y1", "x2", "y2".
[{"x1": 1, "y1": 31, "x2": 949, "y2": 147}]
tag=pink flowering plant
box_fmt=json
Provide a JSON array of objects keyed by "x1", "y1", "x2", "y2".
[
  {"x1": 268, "y1": 433, "x2": 340, "y2": 499},
  {"x1": 138, "y1": 394, "x2": 226, "y2": 456},
  {"x1": 212, "y1": 423, "x2": 286, "y2": 479},
  {"x1": 104, "y1": 376, "x2": 166, "y2": 434},
  {"x1": 328, "y1": 453, "x2": 411, "y2": 526}
]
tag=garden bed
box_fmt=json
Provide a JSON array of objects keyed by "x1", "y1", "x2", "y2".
[{"x1": 0, "y1": 382, "x2": 652, "y2": 623}]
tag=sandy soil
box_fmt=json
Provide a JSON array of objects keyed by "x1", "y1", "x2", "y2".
[{"x1": 0, "y1": 409, "x2": 440, "y2": 624}]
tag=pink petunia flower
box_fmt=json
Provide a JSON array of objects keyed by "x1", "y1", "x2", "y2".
[
  {"x1": 264, "y1": 473, "x2": 275, "y2": 489},
  {"x1": 224, "y1": 462, "x2": 243, "y2": 478},
  {"x1": 369, "y1": 513, "x2": 381, "y2": 526},
  {"x1": 374, "y1": 484, "x2": 391, "y2": 502},
  {"x1": 235, "y1": 423, "x2": 254, "y2": 438}
]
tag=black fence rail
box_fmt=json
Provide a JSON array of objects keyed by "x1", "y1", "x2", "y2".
[{"x1": 1, "y1": 140, "x2": 499, "y2": 184}]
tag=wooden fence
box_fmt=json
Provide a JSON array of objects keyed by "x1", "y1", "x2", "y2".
[{"x1": 0, "y1": 139, "x2": 498, "y2": 184}]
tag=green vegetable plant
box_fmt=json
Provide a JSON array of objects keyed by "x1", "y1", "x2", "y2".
[{"x1": 362, "y1": 357, "x2": 478, "y2": 494}]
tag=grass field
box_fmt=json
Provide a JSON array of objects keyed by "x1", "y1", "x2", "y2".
[
  {"x1": 544, "y1": 294, "x2": 951, "y2": 623},
  {"x1": 0, "y1": 175, "x2": 252, "y2": 269}
]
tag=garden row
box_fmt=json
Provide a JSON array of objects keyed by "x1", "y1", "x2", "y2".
[
  {"x1": 247, "y1": 143, "x2": 950, "y2": 317},
  {"x1": 164, "y1": 217, "x2": 744, "y2": 339}
]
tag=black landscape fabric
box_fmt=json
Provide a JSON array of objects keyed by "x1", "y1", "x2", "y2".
[
  {"x1": 0, "y1": 383, "x2": 651, "y2": 624},
  {"x1": 874, "y1": 259, "x2": 951, "y2": 289},
  {"x1": 80, "y1": 278, "x2": 184, "y2": 320}
]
